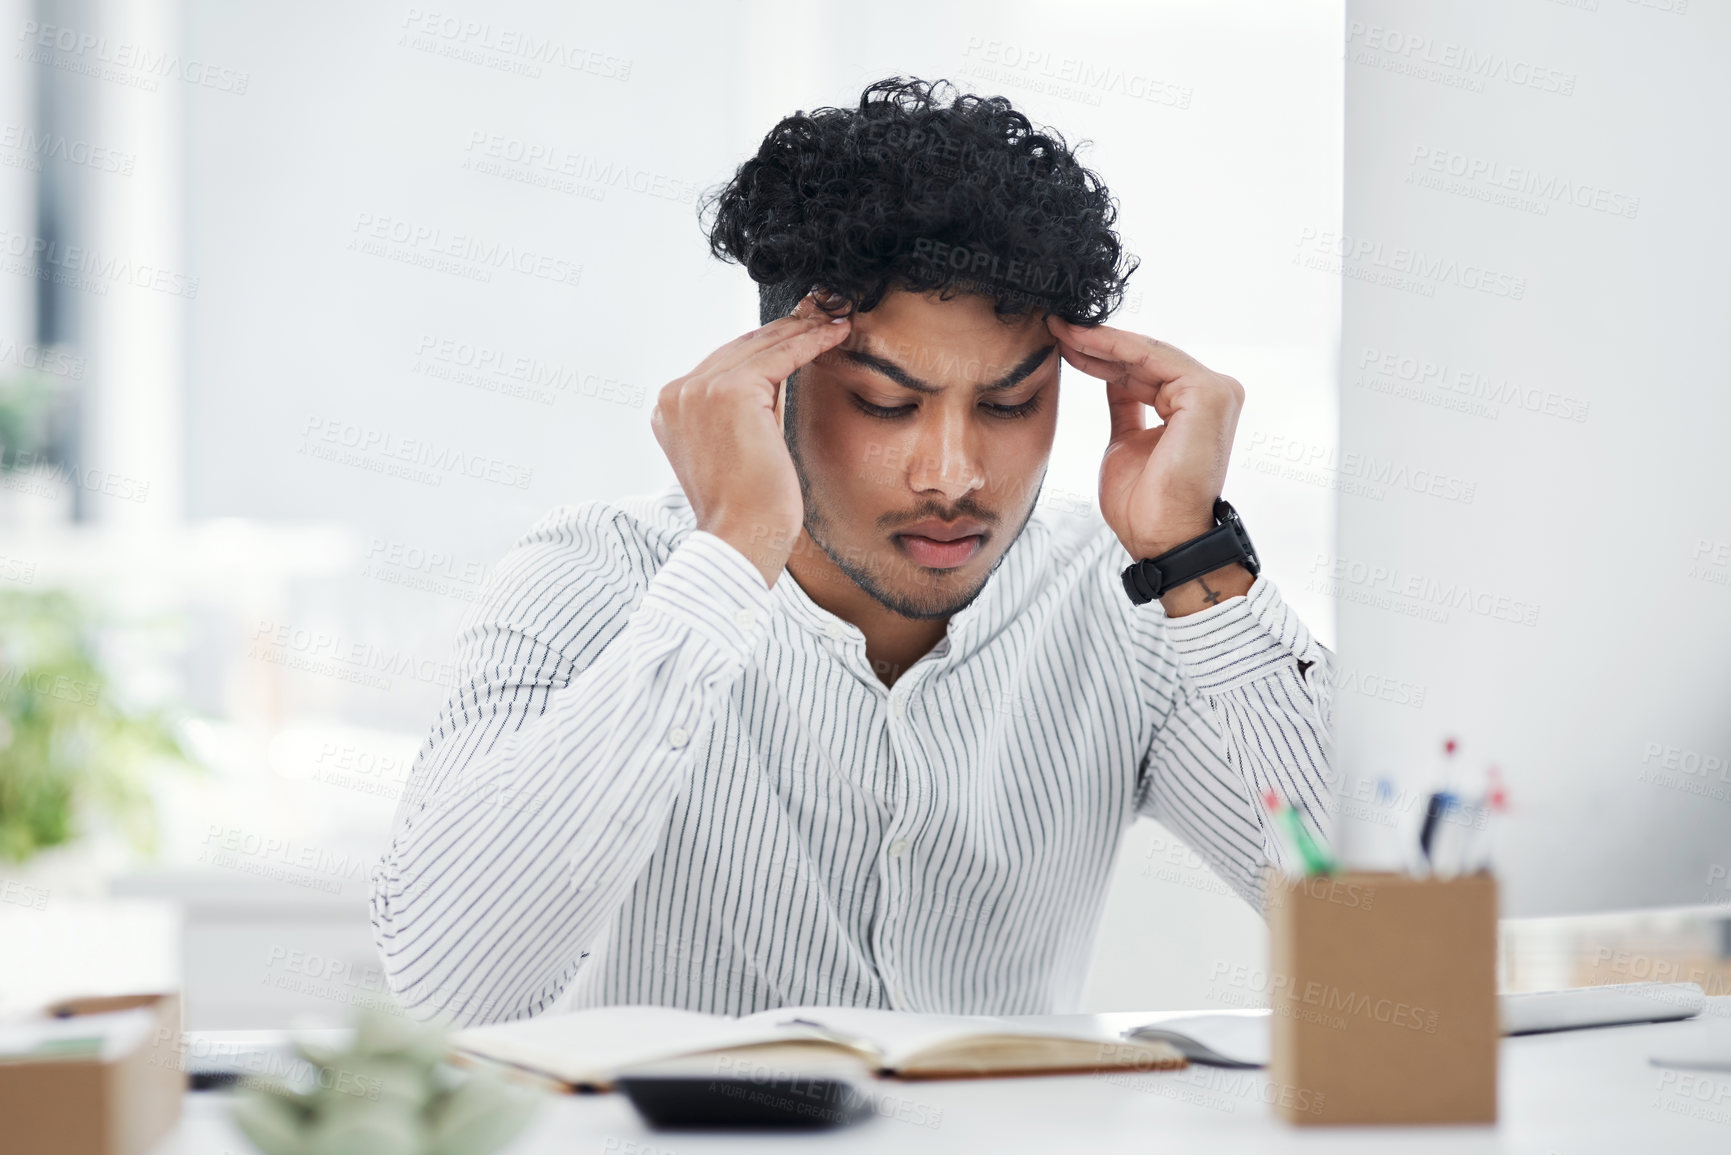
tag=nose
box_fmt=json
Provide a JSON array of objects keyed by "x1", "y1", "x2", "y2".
[{"x1": 906, "y1": 403, "x2": 983, "y2": 504}]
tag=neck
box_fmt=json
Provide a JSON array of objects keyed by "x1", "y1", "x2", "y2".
[{"x1": 784, "y1": 530, "x2": 949, "y2": 689}]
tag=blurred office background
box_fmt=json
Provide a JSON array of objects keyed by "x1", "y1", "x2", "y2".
[{"x1": 0, "y1": 0, "x2": 1722, "y2": 1029}]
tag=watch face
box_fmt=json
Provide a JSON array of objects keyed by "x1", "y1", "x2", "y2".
[
  {"x1": 1231, "y1": 517, "x2": 1261, "y2": 576},
  {"x1": 1214, "y1": 500, "x2": 1260, "y2": 578}
]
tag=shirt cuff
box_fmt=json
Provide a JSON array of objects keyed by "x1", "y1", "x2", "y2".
[
  {"x1": 1160, "y1": 576, "x2": 1320, "y2": 694},
  {"x1": 635, "y1": 530, "x2": 774, "y2": 656}
]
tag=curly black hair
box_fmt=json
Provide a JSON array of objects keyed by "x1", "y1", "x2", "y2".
[{"x1": 700, "y1": 76, "x2": 1138, "y2": 327}]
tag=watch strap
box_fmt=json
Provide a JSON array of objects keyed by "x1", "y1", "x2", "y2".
[{"x1": 1120, "y1": 499, "x2": 1260, "y2": 605}]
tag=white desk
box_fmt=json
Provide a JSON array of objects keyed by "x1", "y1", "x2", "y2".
[{"x1": 154, "y1": 1000, "x2": 1731, "y2": 1154}]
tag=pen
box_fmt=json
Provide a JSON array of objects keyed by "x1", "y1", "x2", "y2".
[
  {"x1": 1262, "y1": 790, "x2": 1334, "y2": 876},
  {"x1": 1415, "y1": 737, "x2": 1463, "y2": 875},
  {"x1": 1418, "y1": 790, "x2": 1457, "y2": 871},
  {"x1": 1464, "y1": 766, "x2": 1508, "y2": 873}
]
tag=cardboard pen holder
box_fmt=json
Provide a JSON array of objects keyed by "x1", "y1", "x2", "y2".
[
  {"x1": 1267, "y1": 871, "x2": 1498, "y2": 1126},
  {"x1": 0, "y1": 992, "x2": 184, "y2": 1155}
]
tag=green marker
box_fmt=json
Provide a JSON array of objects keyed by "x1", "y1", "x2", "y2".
[{"x1": 1264, "y1": 789, "x2": 1335, "y2": 876}]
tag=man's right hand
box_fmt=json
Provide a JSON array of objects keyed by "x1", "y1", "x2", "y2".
[{"x1": 650, "y1": 292, "x2": 851, "y2": 588}]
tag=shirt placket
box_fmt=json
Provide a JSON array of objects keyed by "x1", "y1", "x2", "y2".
[{"x1": 873, "y1": 659, "x2": 941, "y2": 1011}]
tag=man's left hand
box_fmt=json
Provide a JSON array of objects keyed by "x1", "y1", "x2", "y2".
[
  {"x1": 1046, "y1": 316, "x2": 1246, "y2": 556},
  {"x1": 1046, "y1": 316, "x2": 1254, "y2": 615}
]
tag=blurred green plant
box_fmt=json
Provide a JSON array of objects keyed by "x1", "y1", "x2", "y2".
[
  {"x1": 0, "y1": 367, "x2": 70, "y2": 471},
  {"x1": 232, "y1": 1010, "x2": 540, "y2": 1155},
  {"x1": 0, "y1": 588, "x2": 197, "y2": 863}
]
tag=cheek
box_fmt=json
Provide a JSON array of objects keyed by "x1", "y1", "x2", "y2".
[
  {"x1": 982, "y1": 416, "x2": 1058, "y2": 504},
  {"x1": 798, "y1": 403, "x2": 900, "y2": 492}
]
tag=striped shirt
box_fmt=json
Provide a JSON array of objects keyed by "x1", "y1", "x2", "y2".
[{"x1": 369, "y1": 483, "x2": 1336, "y2": 1027}]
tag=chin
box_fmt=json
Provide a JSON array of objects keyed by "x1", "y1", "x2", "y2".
[{"x1": 866, "y1": 550, "x2": 998, "y2": 619}]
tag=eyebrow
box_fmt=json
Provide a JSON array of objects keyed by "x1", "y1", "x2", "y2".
[{"x1": 839, "y1": 343, "x2": 1056, "y2": 395}]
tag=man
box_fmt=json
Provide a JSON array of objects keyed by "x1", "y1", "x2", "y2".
[{"x1": 371, "y1": 77, "x2": 1334, "y2": 1027}]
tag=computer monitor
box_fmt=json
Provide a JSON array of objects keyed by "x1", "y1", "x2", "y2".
[{"x1": 1333, "y1": 1, "x2": 1731, "y2": 916}]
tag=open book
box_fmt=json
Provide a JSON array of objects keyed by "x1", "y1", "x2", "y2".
[{"x1": 450, "y1": 1005, "x2": 1186, "y2": 1089}]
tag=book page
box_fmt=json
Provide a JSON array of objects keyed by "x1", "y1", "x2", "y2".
[
  {"x1": 451, "y1": 1005, "x2": 807, "y2": 1085},
  {"x1": 743, "y1": 1005, "x2": 1131, "y2": 1068}
]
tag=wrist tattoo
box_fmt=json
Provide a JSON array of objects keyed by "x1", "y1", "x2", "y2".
[{"x1": 1198, "y1": 576, "x2": 1223, "y2": 607}]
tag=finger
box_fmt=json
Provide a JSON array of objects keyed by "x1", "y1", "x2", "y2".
[
  {"x1": 692, "y1": 296, "x2": 835, "y2": 376},
  {"x1": 1056, "y1": 335, "x2": 1192, "y2": 421},
  {"x1": 688, "y1": 315, "x2": 813, "y2": 377},
  {"x1": 1047, "y1": 317, "x2": 1205, "y2": 387},
  {"x1": 1055, "y1": 340, "x2": 1132, "y2": 388},
  {"x1": 710, "y1": 315, "x2": 843, "y2": 379},
  {"x1": 1105, "y1": 379, "x2": 1146, "y2": 446},
  {"x1": 734, "y1": 316, "x2": 854, "y2": 396}
]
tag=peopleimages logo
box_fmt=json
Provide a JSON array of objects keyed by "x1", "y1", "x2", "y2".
[
  {"x1": 1344, "y1": 22, "x2": 1577, "y2": 96},
  {"x1": 412, "y1": 334, "x2": 645, "y2": 409},
  {"x1": 0, "y1": 447, "x2": 150, "y2": 504},
  {"x1": 1636, "y1": 739, "x2": 1731, "y2": 803},
  {"x1": 0, "y1": 122, "x2": 135, "y2": 175},
  {"x1": 248, "y1": 617, "x2": 461, "y2": 693},
  {"x1": 0, "y1": 337, "x2": 83, "y2": 379},
  {"x1": 299, "y1": 416, "x2": 535, "y2": 490},
  {"x1": 1307, "y1": 553, "x2": 1542, "y2": 628},
  {"x1": 462, "y1": 131, "x2": 698, "y2": 205},
  {"x1": 1406, "y1": 145, "x2": 1640, "y2": 220},
  {"x1": 1355, "y1": 346, "x2": 1591, "y2": 424},
  {"x1": 909, "y1": 238, "x2": 1078, "y2": 304},
  {"x1": 1240, "y1": 431, "x2": 1478, "y2": 504},
  {"x1": 1294, "y1": 228, "x2": 1526, "y2": 300},
  {"x1": 397, "y1": 9, "x2": 632, "y2": 81},
  {"x1": 16, "y1": 19, "x2": 251, "y2": 94},
  {"x1": 957, "y1": 37, "x2": 1192, "y2": 110},
  {"x1": 347, "y1": 211, "x2": 582, "y2": 288},
  {"x1": 0, "y1": 227, "x2": 198, "y2": 298},
  {"x1": 1208, "y1": 962, "x2": 1440, "y2": 1034}
]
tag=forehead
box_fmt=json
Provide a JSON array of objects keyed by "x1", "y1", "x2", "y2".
[{"x1": 830, "y1": 289, "x2": 1052, "y2": 384}]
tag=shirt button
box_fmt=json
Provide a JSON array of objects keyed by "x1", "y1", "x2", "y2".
[
  {"x1": 734, "y1": 609, "x2": 757, "y2": 630},
  {"x1": 667, "y1": 727, "x2": 690, "y2": 748},
  {"x1": 889, "y1": 839, "x2": 908, "y2": 858},
  {"x1": 891, "y1": 698, "x2": 906, "y2": 719},
  {"x1": 825, "y1": 622, "x2": 846, "y2": 641}
]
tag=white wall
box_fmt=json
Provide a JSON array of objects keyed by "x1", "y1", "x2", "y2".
[{"x1": 1336, "y1": 1, "x2": 1731, "y2": 914}]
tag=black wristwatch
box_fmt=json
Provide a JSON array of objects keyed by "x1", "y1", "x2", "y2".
[{"x1": 1120, "y1": 499, "x2": 1261, "y2": 605}]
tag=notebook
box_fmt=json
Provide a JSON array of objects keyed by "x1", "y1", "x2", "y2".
[{"x1": 450, "y1": 1004, "x2": 1186, "y2": 1089}]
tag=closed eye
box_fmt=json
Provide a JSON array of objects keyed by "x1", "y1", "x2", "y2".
[
  {"x1": 852, "y1": 397, "x2": 916, "y2": 419},
  {"x1": 984, "y1": 393, "x2": 1044, "y2": 419},
  {"x1": 851, "y1": 392, "x2": 1045, "y2": 420}
]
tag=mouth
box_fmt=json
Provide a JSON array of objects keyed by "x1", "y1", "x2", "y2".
[{"x1": 892, "y1": 520, "x2": 988, "y2": 570}]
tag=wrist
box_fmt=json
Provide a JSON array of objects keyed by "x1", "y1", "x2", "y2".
[
  {"x1": 1120, "y1": 499, "x2": 1262, "y2": 609},
  {"x1": 1158, "y1": 562, "x2": 1254, "y2": 617},
  {"x1": 704, "y1": 518, "x2": 795, "y2": 589},
  {"x1": 1123, "y1": 519, "x2": 1214, "y2": 561}
]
